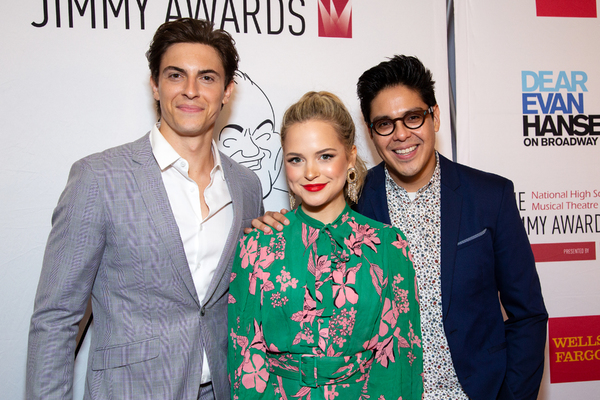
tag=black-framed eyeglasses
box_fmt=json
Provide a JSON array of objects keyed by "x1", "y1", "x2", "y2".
[{"x1": 370, "y1": 107, "x2": 434, "y2": 136}]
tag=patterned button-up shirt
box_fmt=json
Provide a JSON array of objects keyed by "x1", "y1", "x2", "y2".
[{"x1": 385, "y1": 152, "x2": 469, "y2": 399}]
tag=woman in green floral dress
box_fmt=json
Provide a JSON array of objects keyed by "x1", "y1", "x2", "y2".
[{"x1": 228, "y1": 92, "x2": 422, "y2": 400}]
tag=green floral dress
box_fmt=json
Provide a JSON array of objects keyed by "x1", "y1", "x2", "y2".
[{"x1": 228, "y1": 204, "x2": 422, "y2": 400}]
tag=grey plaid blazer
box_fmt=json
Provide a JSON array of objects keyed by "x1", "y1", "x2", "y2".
[{"x1": 27, "y1": 133, "x2": 264, "y2": 400}]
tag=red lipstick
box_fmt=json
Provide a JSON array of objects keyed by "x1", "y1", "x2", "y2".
[{"x1": 303, "y1": 183, "x2": 327, "y2": 192}]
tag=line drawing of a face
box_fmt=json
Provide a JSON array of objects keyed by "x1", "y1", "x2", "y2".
[{"x1": 216, "y1": 72, "x2": 283, "y2": 198}]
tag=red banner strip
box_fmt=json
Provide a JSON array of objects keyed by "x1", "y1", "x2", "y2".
[
  {"x1": 536, "y1": 0, "x2": 597, "y2": 18},
  {"x1": 531, "y1": 242, "x2": 596, "y2": 263}
]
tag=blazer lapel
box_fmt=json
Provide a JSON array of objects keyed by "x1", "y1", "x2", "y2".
[
  {"x1": 131, "y1": 134, "x2": 201, "y2": 307},
  {"x1": 203, "y1": 154, "x2": 243, "y2": 306},
  {"x1": 439, "y1": 155, "x2": 462, "y2": 320}
]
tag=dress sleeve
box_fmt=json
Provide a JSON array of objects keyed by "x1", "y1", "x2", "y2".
[
  {"x1": 228, "y1": 232, "x2": 271, "y2": 400},
  {"x1": 367, "y1": 227, "x2": 423, "y2": 400}
]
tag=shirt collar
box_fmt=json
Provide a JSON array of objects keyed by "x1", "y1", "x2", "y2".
[
  {"x1": 209, "y1": 143, "x2": 226, "y2": 182},
  {"x1": 150, "y1": 123, "x2": 225, "y2": 180}
]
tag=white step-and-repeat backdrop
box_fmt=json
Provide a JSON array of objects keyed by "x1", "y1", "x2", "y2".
[
  {"x1": 455, "y1": 1, "x2": 600, "y2": 398},
  {"x1": 0, "y1": 1, "x2": 450, "y2": 398}
]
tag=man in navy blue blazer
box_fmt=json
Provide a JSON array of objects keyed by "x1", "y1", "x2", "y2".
[{"x1": 354, "y1": 55, "x2": 547, "y2": 399}]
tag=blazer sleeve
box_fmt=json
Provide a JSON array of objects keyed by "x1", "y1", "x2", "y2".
[
  {"x1": 494, "y1": 179, "x2": 548, "y2": 400},
  {"x1": 27, "y1": 159, "x2": 106, "y2": 400}
]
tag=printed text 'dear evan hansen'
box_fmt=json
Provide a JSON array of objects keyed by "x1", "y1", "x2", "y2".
[{"x1": 521, "y1": 70, "x2": 599, "y2": 146}]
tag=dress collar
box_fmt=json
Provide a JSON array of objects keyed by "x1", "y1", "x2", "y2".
[
  {"x1": 293, "y1": 204, "x2": 356, "y2": 264},
  {"x1": 294, "y1": 203, "x2": 352, "y2": 229}
]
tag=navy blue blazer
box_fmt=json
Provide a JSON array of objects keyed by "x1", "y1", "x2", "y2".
[{"x1": 354, "y1": 154, "x2": 547, "y2": 400}]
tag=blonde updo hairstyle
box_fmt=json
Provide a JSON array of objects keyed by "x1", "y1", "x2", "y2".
[{"x1": 280, "y1": 91, "x2": 367, "y2": 204}]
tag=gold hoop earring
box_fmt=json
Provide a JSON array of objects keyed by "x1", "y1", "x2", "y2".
[{"x1": 346, "y1": 167, "x2": 358, "y2": 204}]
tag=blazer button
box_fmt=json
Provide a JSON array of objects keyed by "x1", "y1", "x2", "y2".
[{"x1": 200, "y1": 306, "x2": 206, "y2": 316}]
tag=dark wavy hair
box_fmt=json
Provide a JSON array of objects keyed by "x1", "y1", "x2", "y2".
[{"x1": 357, "y1": 55, "x2": 436, "y2": 124}]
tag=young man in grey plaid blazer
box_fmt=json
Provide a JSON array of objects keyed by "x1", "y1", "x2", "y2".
[{"x1": 26, "y1": 18, "x2": 264, "y2": 400}]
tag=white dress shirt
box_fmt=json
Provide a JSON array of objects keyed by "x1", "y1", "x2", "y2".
[{"x1": 150, "y1": 124, "x2": 233, "y2": 384}]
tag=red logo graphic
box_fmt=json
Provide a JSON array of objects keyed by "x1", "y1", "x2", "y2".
[
  {"x1": 318, "y1": 0, "x2": 352, "y2": 38},
  {"x1": 548, "y1": 315, "x2": 600, "y2": 383},
  {"x1": 536, "y1": 0, "x2": 597, "y2": 18}
]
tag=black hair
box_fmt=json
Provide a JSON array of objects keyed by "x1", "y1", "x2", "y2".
[{"x1": 357, "y1": 55, "x2": 436, "y2": 124}]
